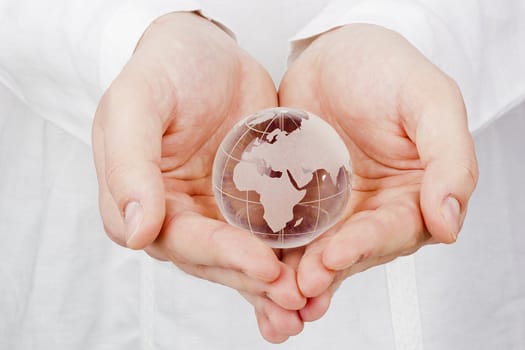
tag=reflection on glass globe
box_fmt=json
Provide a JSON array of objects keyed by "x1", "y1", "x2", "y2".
[{"x1": 212, "y1": 107, "x2": 352, "y2": 249}]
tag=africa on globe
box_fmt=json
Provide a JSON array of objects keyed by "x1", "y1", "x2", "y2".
[{"x1": 212, "y1": 107, "x2": 352, "y2": 248}]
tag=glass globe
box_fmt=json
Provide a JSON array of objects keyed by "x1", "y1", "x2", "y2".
[{"x1": 212, "y1": 107, "x2": 352, "y2": 248}]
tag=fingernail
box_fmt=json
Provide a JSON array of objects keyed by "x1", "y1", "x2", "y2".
[
  {"x1": 441, "y1": 196, "x2": 460, "y2": 241},
  {"x1": 124, "y1": 201, "x2": 143, "y2": 246}
]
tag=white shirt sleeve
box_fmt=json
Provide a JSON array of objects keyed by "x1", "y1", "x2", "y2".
[
  {"x1": 289, "y1": 0, "x2": 525, "y2": 133},
  {"x1": 0, "y1": 0, "x2": 203, "y2": 144}
]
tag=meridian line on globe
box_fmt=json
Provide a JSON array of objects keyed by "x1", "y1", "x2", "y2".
[
  {"x1": 213, "y1": 184, "x2": 332, "y2": 223},
  {"x1": 219, "y1": 111, "x2": 282, "y2": 219},
  {"x1": 233, "y1": 160, "x2": 306, "y2": 232},
  {"x1": 233, "y1": 226, "x2": 331, "y2": 237},
  {"x1": 242, "y1": 110, "x2": 301, "y2": 136},
  {"x1": 220, "y1": 111, "x2": 280, "y2": 163},
  {"x1": 260, "y1": 111, "x2": 282, "y2": 139},
  {"x1": 218, "y1": 122, "x2": 260, "y2": 221},
  {"x1": 287, "y1": 115, "x2": 301, "y2": 130},
  {"x1": 247, "y1": 112, "x2": 295, "y2": 233},
  {"x1": 314, "y1": 170, "x2": 321, "y2": 234},
  {"x1": 224, "y1": 111, "x2": 283, "y2": 233},
  {"x1": 246, "y1": 185, "x2": 253, "y2": 234},
  {"x1": 244, "y1": 121, "x2": 278, "y2": 135}
]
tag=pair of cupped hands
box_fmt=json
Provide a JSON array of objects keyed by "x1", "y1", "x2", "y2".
[{"x1": 92, "y1": 12, "x2": 478, "y2": 343}]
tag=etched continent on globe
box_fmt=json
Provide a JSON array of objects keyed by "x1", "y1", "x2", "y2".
[{"x1": 212, "y1": 107, "x2": 352, "y2": 248}]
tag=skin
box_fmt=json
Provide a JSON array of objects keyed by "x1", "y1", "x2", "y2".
[
  {"x1": 92, "y1": 12, "x2": 306, "y2": 343},
  {"x1": 93, "y1": 14, "x2": 478, "y2": 344},
  {"x1": 271, "y1": 23, "x2": 479, "y2": 338}
]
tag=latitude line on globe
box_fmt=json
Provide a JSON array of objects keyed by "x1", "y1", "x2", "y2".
[
  {"x1": 231, "y1": 226, "x2": 329, "y2": 237},
  {"x1": 244, "y1": 123, "x2": 274, "y2": 135},
  {"x1": 219, "y1": 111, "x2": 280, "y2": 205},
  {"x1": 242, "y1": 109, "x2": 303, "y2": 136},
  {"x1": 219, "y1": 110, "x2": 302, "y2": 166},
  {"x1": 243, "y1": 110, "x2": 279, "y2": 135},
  {"x1": 260, "y1": 110, "x2": 281, "y2": 138},
  {"x1": 214, "y1": 108, "x2": 352, "y2": 247},
  {"x1": 214, "y1": 185, "x2": 349, "y2": 205},
  {"x1": 219, "y1": 145, "x2": 242, "y2": 162}
]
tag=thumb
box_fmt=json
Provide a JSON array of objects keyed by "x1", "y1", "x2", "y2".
[
  {"x1": 92, "y1": 60, "x2": 172, "y2": 249},
  {"x1": 401, "y1": 72, "x2": 479, "y2": 243}
]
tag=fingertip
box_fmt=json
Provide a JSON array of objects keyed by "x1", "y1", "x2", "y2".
[
  {"x1": 123, "y1": 201, "x2": 144, "y2": 248},
  {"x1": 124, "y1": 186, "x2": 166, "y2": 250},
  {"x1": 261, "y1": 251, "x2": 283, "y2": 283},
  {"x1": 420, "y1": 160, "x2": 476, "y2": 244},
  {"x1": 100, "y1": 195, "x2": 164, "y2": 250},
  {"x1": 299, "y1": 290, "x2": 332, "y2": 322},
  {"x1": 322, "y1": 242, "x2": 343, "y2": 270},
  {"x1": 298, "y1": 251, "x2": 336, "y2": 298},
  {"x1": 420, "y1": 203, "x2": 460, "y2": 244},
  {"x1": 440, "y1": 195, "x2": 461, "y2": 242},
  {"x1": 267, "y1": 263, "x2": 307, "y2": 310},
  {"x1": 322, "y1": 237, "x2": 362, "y2": 271},
  {"x1": 255, "y1": 309, "x2": 290, "y2": 344},
  {"x1": 264, "y1": 302, "x2": 304, "y2": 337},
  {"x1": 108, "y1": 163, "x2": 166, "y2": 249},
  {"x1": 243, "y1": 243, "x2": 282, "y2": 283}
]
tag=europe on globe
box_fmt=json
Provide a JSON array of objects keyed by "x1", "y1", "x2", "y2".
[{"x1": 212, "y1": 107, "x2": 352, "y2": 248}]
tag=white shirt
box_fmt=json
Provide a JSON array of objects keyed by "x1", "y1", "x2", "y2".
[{"x1": 1, "y1": 1, "x2": 524, "y2": 349}]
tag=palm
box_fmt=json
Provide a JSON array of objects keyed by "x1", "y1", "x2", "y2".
[
  {"x1": 279, "y1": 66, "x2": 430, "y2": 312},
  {"x1": 157, "y1": 53, "x2": 277, "y2": 230},
  {"x1": 280, "y1": 24, "x2": 431, "y2": 257},
  {"x1": 93, "y1": 13, "x2": 286, "y2": 282},
  {"x1": 276, "y1": 24, "x2": 476, "y2": 320},
  {"x1": 142, "y1": 49, "x2": 278, "y2": 265}
]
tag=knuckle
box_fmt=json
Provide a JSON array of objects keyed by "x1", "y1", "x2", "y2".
[
  {"x1": 401, "y1": 201, "x2": 426, "y2": 246},
  {"x1": 144, "y1": 246, "x2": 169, "y2": 261},
  {"x1": 105, "y1": 161, "x2": 158, "y2": 197},
  {"x1": 456, "y1": 156, "x2": 480, "y2": 191},
  {"x1": 443, "y1": 74, "x2": 462, "y2": 95},
  {"x1": 105, "y1": 162, "x2": 132, "y2": 198},
  {"x1": 206, "y1": 224, "x2": 242, "y2": 269},
  {"x1": 162, "y1": 213, "x2": 190, "y2": 258},
  {"x1": 365, "y1": 217, "x2": 388, "y2": 255},
  {"x1": 95, "y1": 87, "x2": 119, "y2": 123},
  {"x1": 240, "y1": 275, "x2": 258, "y2": 295}
]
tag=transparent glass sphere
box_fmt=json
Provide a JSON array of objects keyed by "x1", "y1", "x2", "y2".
[{"x1": 212, "y1": 107, "x2": 352, "y2": 248}]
